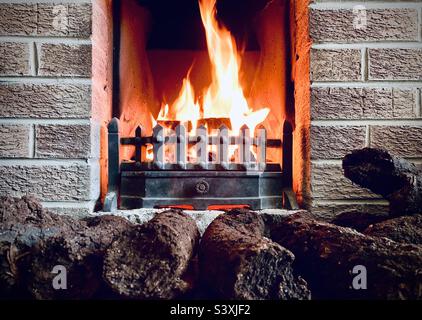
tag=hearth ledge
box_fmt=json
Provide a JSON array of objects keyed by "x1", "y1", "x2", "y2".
[{"x1": 94, "y1": 208, "x2": 303, "y2": 235}]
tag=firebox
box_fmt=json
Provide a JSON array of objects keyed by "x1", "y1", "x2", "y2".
[{"x1": 104, "y1": 0, "x2": 297, "y2": 211}]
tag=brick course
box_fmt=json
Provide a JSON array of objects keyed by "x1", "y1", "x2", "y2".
[
  {"x1": 35, "y1": 124, "x2": 92, "y2": 159},
  {"x1": 311, "y1": 87, "x2": 418, "y2": 120},
  {"x1": 37, "y1": 3, "x2": 92, "y2": 37},
  {"x1": 311, "y1": 163, "x2": 380, "y2": 200},
  {"x1": 0, "y1": 164, "x2": 94, "y2": 201},
  {"x1": 311, "y1": 8, "x2": 418, "y2": 42},
  {"x1": 370, "y1": 125, "x2": 422, "y2": 158},
  {"x1": 0, "y1": 4, "x2": 37, "y2": 36},
  {"x1": 311, "y1": 126, "x2": 366, "y2": 159},
  {"x1": 311, "y1": 49, "x2": 362, "y2": 81},
  {"x1": 0, "y1": 3, "x2": 92, "y2": 37},
  {"x1": 368, "y1": 48, "x2": 422, "y2": 81},
  {"x1": 0, "y1": 83, "x2": 91, "y2": 118},
  {"x1": 38, "y1": 43, "x2": 92, "y2": 77}
]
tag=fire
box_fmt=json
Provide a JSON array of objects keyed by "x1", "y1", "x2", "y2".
[
  {"x1": 157, "y1": 73, "x2": 201, "y2": 130},
  {"x1": 199, "y1": 0, "x2": 269, "y2": 134},
  {"x1": 152, "y1": 0, "x2": 270, "y2": 161}
]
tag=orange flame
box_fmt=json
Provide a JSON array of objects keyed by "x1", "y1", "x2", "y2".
[
  {"x1": 199, "y1": 0, "x2": 269, "y2": 134},
  {"x1": 152, "y1": 0, "x2": 270, "y2": 162},
  {"x1": 157, "y1": 73, "x2": 200, "y2": 130}
]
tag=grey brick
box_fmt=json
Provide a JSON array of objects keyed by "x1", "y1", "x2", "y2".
[
  {"x1": 37, "y1": 3, "x2": 92, "y2": 38},
  {"x1": 38, "y1": 43, "x2": 91, "y2": 77},
  {"x1": 370, "y1": 125, "x2": 422, "y2": 157},
  {"x1": 35, "y1": 124, "x2": 91, "y2": 159},
  {"x1": 311, "y1": 163, "x2": 379, "y2": 200},
  {"x1": 310, "y1": 202, "x2": 389, "y2": 221},
  {"x1": 368, "y1": 48, "x2": 422, "y2": 80},
  {"x1": 310, "y1": 8, "x2": 418, "y2": 42},
  {"x1": 0, "y1": 164, "x2": 94, "y2": 201},
  {"x1": 0, "y1": 83, "x2": 91, "y2": 119},
  {"x1": 311, "y1": 87, "x2": 418, "y2": 120},
  {"x1": 311, "y1": 49, "x2": 361, "y2": 81},
  {"x1": 311, "y1": 126, "x2": 366, "y2": 159},
  {"x1": 0, "y1": 4, "x2": 37, "y2": 35},
  {"x1": 0, "y1": 3, "x2": 91, "y2": 38},
  {"x1": 0, "y1": 124, "x2": 30, "y2": 158},
  {"x1": 392, "y1": 89, "x2": 419, "y2": 118},
  {"x1": 0, "y1": 42, "x2": 30, "y2": 76}
]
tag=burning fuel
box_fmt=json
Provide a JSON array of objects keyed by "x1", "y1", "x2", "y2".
[{"x1": 154, "y1": 0, "x2": 270, "y2": 136}]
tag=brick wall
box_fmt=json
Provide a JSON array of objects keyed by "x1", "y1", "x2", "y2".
[
  {"x1": 0, "y1": 0, "x2": 103, "y2": 216},
  {"x1": 309, "y1": 1, "x2": 422, "y2": 219}
]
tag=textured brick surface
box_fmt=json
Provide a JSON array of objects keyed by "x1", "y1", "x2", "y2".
[
  {"x1": 311, "y1": 163, "x2": 379, "y2": 200},
  {"x1": 0, "y1": 2, "x2": 96, "y2": 211},
  {"x1": 0, "y1": 124, "x2": 30, "y2": 158},
  {"x1": 0, "y1": 164, "x2": 93, "y2": 201},
  {"x1": 0, "y1": 42, "x2": 30, "y2": 76},
  {"x1": 35, "y1": 124, "x2": 91, "y2": 159},
  {"x1": 370, "y1": 125, "x2": 422, "y2": 158},
  {"x1": 369, "y1": 49, "x2": 422, "y2": 80},
  {"x1": 37, "y1": 3, "x2": 92, "y2": 37},
  {"x1": 38, "y1": 43, "x2": 91, "y2": 77},
  {"x1": 0, "y1": 3, "x2": 92, "y2": 37},
  {"x1": 0, "y1": 4, "x2": 37, "y2": 35},
  {"x1": 310, "y1": 8, "x2": 418, "y2": 42},
  {"x1": 311, "y1": 126, "x2": 366, "y2": 159},
  {"x1": 0, "y1": 83, "x2": 91, "y2": 118},
  {"x1": 310, "y1": 4, "x2": 422, "y2": 210},
  {"x1": 311, "y1": 87, "x2": 418, "y2": 120},
  {"x1": 311, "y1": 202, "x2": 390, "y2": 221},
  {"x1": 311, "y1": 49, "x2": 361, "y2": 81}
]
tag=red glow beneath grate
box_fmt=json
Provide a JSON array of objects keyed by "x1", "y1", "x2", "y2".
[
  {"x1": 157, "y1": 205, "x2": 195, "y2": 210},
  {"x1": 207, "y1": 204, "x2": 250, "y2": 210}
]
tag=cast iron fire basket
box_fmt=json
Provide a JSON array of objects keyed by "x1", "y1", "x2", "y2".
[{"x1": 104, "y1": 118, "x2": 298, "y2": 211}]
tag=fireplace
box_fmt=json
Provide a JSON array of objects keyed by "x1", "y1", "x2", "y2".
[
  {"x1": 104, "y1": 0, "x2": 298, "y2": 211},
  {"x1": 1, "y1": 1, "x2": 419, "y2": 217},
  {"x1": 1, "y1": 0, "x2": 422, "y2": 302}
]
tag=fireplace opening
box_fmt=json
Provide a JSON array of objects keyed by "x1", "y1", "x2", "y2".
[{"x1": 104, "y1": 0, "x2": 297, "y2": 211}]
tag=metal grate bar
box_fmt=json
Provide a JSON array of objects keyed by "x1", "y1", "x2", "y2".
[
  {"x1": 196, "y1": 125, "x2": 208, "y2": 169},
  {"x1": 176, "y1": 124, "x2": 187, "y2": 169},
  {"x1": 153, "y1": 124, "x2": 164, "y2": 169},
  {"x1": 113, "y1": 122, "x2": 283, "y2": 171}
]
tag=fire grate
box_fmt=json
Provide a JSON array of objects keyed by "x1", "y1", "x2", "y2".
[{"x1": 104, "y1": 118, "x2": 298, "y2": 211}]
